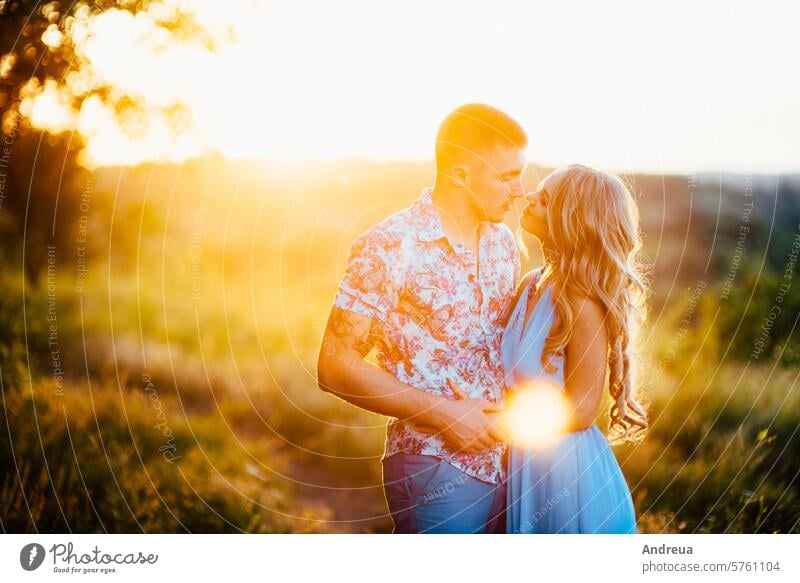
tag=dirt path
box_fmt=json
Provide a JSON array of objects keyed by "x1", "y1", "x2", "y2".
[{"x1": 288, "y1": 456, "x2": 392, "y2": 533}]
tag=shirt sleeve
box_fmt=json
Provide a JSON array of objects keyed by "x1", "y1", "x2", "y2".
[{"x1": 332, "y1": 227, "x2": 398, "y2": 323}]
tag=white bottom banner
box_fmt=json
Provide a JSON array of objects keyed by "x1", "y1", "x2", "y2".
[{"x1": 1, "y1": 534, "x2": 797, "y2": 582}]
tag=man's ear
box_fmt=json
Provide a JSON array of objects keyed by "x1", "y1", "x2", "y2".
[{"x1": 448, "y1": 164, "x2": 469, "y2": 189}]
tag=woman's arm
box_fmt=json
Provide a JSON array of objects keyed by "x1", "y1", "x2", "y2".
[{"x1": 562, "y1": 295, "x2": 608, "y2": 433}]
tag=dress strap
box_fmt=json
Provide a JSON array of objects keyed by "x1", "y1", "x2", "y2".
[
  {"x1": 520, "y1": 267, "x2": 544, "y2": 313},
  {"x1": 530, "y1": 266, "x2": 544, "y2": 293}
]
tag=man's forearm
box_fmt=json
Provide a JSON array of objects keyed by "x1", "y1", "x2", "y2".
[{"x1": 317, "y1": 347, "x2": 448, "y2": 425}]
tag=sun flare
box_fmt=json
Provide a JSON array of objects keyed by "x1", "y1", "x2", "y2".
[{"x1": 502, "y1": 381, "x2": 570, "y2": 449}]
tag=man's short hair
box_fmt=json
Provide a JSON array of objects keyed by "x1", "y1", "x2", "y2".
[{"x1": 435, "y1": 103, "x2": 527, "y2": 172}]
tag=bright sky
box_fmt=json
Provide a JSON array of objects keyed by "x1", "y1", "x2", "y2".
[{"x1": 20, "y1": 0, "x2": 800, "y2": 173}]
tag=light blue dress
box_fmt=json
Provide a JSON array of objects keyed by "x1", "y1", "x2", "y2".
[{"x1": 502, "y1": 271, "x2": 637, "y2": 534}]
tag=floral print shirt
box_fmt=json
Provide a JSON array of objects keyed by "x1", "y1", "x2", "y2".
[{"x1": 332, "y1": 187, "x2": 520, "y2": 484}]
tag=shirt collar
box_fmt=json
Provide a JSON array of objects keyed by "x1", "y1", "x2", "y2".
[
  {"x1": 412, "y1": 187, "x2": 449, "y2": 242},
  {"x1": 412, "y1": 187, "x2": 493, "y2": 249}
]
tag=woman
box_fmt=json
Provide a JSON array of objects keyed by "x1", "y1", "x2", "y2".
[{"x1": 503, "y1": 164, "x2": 649, "y2": 534}]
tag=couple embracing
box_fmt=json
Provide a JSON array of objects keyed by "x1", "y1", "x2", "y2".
[{"x1": 317, "y1": 104, "x2": 649, "y2": 534}]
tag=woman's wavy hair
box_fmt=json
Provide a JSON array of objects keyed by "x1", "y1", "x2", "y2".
[{"x1": 534, "y1": 164, "x2": 650, "y2": 444}]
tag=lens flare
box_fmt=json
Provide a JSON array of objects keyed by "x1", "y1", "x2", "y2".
[{"x1": 502, "y1": 381, "x2": 570, "y2": 449}]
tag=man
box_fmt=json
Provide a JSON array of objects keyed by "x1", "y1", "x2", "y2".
[{"x1": 317, "y1": 103, "x2": 526, "y2": 533}]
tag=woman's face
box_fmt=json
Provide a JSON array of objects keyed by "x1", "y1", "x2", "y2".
[{"x1": 519, "y1": 173, "x2": 558, "y2": 241}]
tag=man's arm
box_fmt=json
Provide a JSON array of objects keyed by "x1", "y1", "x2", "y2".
[{"x1": 317, "y1": 307, "x2": 504, "y2": 453}]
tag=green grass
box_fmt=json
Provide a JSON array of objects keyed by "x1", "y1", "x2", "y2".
[{"x1": 2, "y1": 162, "x2": 798, "y2": 533}]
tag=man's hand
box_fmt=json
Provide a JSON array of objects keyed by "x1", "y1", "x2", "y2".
[
  {"x1": 412, "y1": 379, "x2": 507, "y2": 454},
  {"x1": 318, "y1": 308, "x2": 507, "y2": 452}
]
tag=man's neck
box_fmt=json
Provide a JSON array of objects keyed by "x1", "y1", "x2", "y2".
[{"x1": 430, "y1": 185, "x2": 483, "y2": 252}]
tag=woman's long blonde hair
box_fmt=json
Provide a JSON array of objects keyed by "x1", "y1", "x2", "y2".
[{"x1": 535, "y1": 164, "x2": 650, "y2": 443}]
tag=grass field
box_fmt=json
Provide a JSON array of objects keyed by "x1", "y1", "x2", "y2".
[{"x1": 1, "y1": 160, "x2": 798, "y2": 533}]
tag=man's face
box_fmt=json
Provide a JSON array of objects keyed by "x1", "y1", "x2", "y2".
[{"x1": 464, "y1": 145, "x2": 526, "y2": 223}]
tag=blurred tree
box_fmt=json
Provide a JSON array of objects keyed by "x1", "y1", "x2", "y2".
[{"x1": 0, "y1": 1, "x2": 130, "y2": 281}]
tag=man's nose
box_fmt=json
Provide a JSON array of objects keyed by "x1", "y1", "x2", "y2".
[{"x1": 510, "y1": 182, "x2": 525, "y2": 198}]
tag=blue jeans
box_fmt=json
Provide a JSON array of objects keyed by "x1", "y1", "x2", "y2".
[{"x1": 382, "y1": 454, "x2": 506, "y2": 533}]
